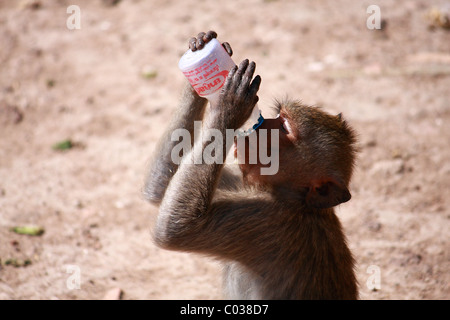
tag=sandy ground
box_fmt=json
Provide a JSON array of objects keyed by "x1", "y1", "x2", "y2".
[{"x1": 0, "y1": 0, "x2": 449, "y2": 300}]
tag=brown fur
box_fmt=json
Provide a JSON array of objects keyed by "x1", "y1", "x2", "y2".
[{"x1": 144, "y1": 31, "x2": 358, "y2": 299}]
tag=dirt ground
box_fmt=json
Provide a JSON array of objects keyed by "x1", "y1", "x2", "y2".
[{"x1": 0, "y1": 0, "x2": 449, "y2": 300}]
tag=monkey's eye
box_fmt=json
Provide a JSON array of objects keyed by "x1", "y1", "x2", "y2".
[{"x1": 280, "y1": 118, "x2": 290, "y2": 134}]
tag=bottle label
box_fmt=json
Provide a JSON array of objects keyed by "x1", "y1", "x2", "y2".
[{"x1": 182, "y1": 58, "x2": 229, "y2": 97}]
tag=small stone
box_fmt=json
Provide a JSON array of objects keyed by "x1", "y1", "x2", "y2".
[
  {"x1": 370, "y1": 159, "x2": 405, "y2": 176},
  {"x1": 21, "y1": 0, "x2": 41, "y2": 10},
  {"x1": 102, "y1": 0, "x2": 121, "y2": 6},
  {"x1": 367, "y1": 221, "x2": 382, "y2": 232},
  {"x1": 74, "y1": 199, "x2": 84, "y2": 209},
  {"x1": 102, "y1": 287, "x2": 123, "y2": 300},
  {"x1": 0, "y1": 103, "x2": 23, "y2": 125}
]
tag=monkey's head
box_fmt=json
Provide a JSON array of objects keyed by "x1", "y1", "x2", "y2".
[{"x1": 237, "y1": 99, "x2": 357, "y2": 209}]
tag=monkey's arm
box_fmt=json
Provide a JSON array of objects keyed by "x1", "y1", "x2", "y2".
[
  {"x1": 155, "y1": 180, "x2": 280, "y2": 269},
  {"x1": 145, "y1": 31, "x2": 240, "y2": 204},
  {"x1": 153, "y1": 121, "x2": 277, "y2": 266},
  {"x1": 144, "y1": 83, "x2": 207, "y2": 205},
  {"x1": 153, "y1": 60, "x2": 266, "y2": 262}
]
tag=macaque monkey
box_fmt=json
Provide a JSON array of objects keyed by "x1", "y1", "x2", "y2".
[{"x1": 144, "y1": 31, "x2": 358, "y2": 299}]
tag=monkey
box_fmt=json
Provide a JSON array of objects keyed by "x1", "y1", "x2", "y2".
[{"x1": 144, "y1": 31, "x2": 358, "y2": 300}]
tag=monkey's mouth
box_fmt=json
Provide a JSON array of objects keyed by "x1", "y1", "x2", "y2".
[
  {"x1": 233, "y1": 135, "x2": 247, "y2": 160},
  {"x1": 233, "y1": 138, "x2": 245, "y2": 167},
  {"x1": 233, "y1": 133, "x2": 258, "y2": 163},
  {"x1": 233, "y1": 113, "x2": 264, "y2": 162}
]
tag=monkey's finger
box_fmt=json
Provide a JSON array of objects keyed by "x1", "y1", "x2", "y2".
[
  {"x1": 233, "y1": 59, "x2": 250, "y2": 91},
  {"x1": 196, "y1": 38, "x2": 205, "y2": 50},
  {"x1": 224, "y1": 65, "x2": 238, "y2": 92},
  {"x1": 196, "y1": 32, "x2": 206, "y2": 50},
  {"x1": 204, "y1": 30, "x2": 217, "y2": 42},
  {"x1": 189, "y1": 37, "x2": 197, "y2": 51},
  {"x1": 242, "y1": 61, "x2": 256, "y2": 86},
  {"x1": 248, "y1": 75, "x2": 262, "y2": 99},
  {"x1": 237, "y1": 61, "x2": 256, "y2": 96},
  {"x1": 222, "y1": 42, "x2": 233, "y2": 57}
]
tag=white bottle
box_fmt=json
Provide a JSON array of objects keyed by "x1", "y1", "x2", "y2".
[{"x1": 178, "y1": 38, "x2": 263, "y2": 135}]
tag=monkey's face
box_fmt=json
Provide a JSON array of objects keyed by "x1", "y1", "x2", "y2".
[
  {"x1": 237, "y1": 101, "x2": 357, "y2": 208},
  {"x1": 235, "y1": 104, "x2": 306, "y2": 189}
]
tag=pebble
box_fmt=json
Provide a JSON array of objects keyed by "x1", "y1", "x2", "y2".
[
  {"x1": 102, "y1": 287, "x2": 123, "y2": 300},
  {"x1": 369, "y1": 159, "x2": 405, "y2": 176}
]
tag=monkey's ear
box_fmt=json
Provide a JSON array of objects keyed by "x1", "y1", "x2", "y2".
[{"x1": 306, "y1": 179, "x2": 351, "y2": 209}]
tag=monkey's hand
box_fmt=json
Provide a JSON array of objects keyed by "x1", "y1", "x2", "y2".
[
  {"x1": 183, "y1": 31, "x2": 233, "y2": 102},
  {"x1": 143, "y1": 32, "x2": 236, "y2": 205},
  {"x1": 211, "y1": 59, "x2": 261, "y2": 130},
  {"x1": 189, "y1": 30, "x2": 233, "y2": 56}
]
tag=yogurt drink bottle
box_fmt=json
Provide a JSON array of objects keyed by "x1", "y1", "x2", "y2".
[{"x1": 178, "y1": 38, "x2": 263, "y2": 135}]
